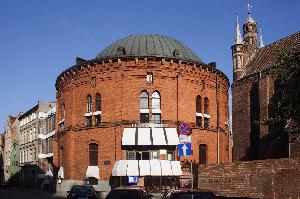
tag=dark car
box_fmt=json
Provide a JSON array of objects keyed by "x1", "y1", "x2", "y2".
[
  {"x1": 162, "y1": 189, "x2": 217, "y2": 199},
  {"x1": 106, "y1": 188, "x2": 153, "y2": 199},
  {"x1": 67, "y1": 185, "x2": 98, "y2": 199}
]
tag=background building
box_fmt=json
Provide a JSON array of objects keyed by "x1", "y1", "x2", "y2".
[
  {"x1": 54, "y1": 34, "x2": 230, "y2": 192},
  {"x1": 19, "y1": 101, "x2": 55, "y2": 188},
  {"x1": 231, "y1": 9, "x2": 300, "y2": 160},
  {"x1": 3, "y1": 115, "x2": 20, "y2": 184},
  {"x1": 38, "y1": 106, "x2": 56, "y2": 191}
]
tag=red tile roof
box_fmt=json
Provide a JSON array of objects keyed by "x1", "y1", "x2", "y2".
[{"x1": 243, "y1": 31, "x2": 300, "y2": 77}]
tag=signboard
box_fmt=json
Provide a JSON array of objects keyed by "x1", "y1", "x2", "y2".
[
  {"x1": 128, "y1": 176, "x2": 138, "y2": 184},
  {"x1": 178, "y1": 143, "x2": 192, "y2": 156},
  {"x1": 179, "y1": 135, "x2": 192, "y2": 143},
  {"x1": 179, "y1": 122, "x2": 191, "y2": 135}
]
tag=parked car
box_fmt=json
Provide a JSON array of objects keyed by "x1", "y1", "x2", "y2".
[
  {"x1": 162, "y1": 189, "x2": 217, "y2": 199},
  {"x1": 106, "y1": 188, "x2": 153, "y2": 199},
  {"x1": 67, "y1": 185, "x2": 99, "y2": 199}
]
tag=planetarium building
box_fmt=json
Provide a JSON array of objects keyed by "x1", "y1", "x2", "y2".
[{"x1": 54, "y1": 34, "x2": 230, "y2": 192}]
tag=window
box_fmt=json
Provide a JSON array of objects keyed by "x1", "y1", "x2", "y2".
[
  {"x1": 204, "y1": 97, "x2": 209, "y2": 114},
  {"x1": 199, "y1": 144, "x2": 207, "y2": 164},
  {"x1": 147, "y1": 72, "x2": 153, "y2": 83},
  {"x1": 94, "y1": 93, "x2": 101, "y2": 126},
  {"x1": 126, "y1": 151, "x2": 135, "y2": 160},
  {"x1": 151, "y1": 151, "x2": 158, "y2": 159},
  {"x1": 87, "y1": 95, "x2": 92, "y2": 112},
  {"x1": 204, "y1": 118, "x2": 209, "y2": 129},
  {"x1": 87, "y1": 116, "x2": 92, "y2": 127},
  {"x1": 140, "y1": 91, "x2": 149, "y2": 109},
  {"x1": 95, "y1": 115, "x2": 101, "y2": 126},
  {"x1": 152, "y1": 114, "x2": 161, "y2": 124},
  {"x1": 136, "y1": 151, "x2": 149, "y2": 160},
  {"x1": 89, "y1": 143, "x2": 98, "y2": 166},
  {"x1": 140, "y1": 91, "x2": 149, "y2": 123},
  {"x1": 196, "y1": 96, "x2": 202, "y2": 127},
  {"x1": 152, "y1": 91, "x2": 160, "y2": 110},
  {"x1": 167, "y1": 151, "x2": 174, "y2": 161},
  {"x1": 196, "y1": 116, "x2": 202, "y2": 127},
  {"x1": 95, "y1": 93, "x2": 101, "y2": 111},
  {"x1": 196, "y1": 96, "x2": 202, "y2": 113},
  {"x1": 152, "y1": 91, "x2": 161, "y2": 124}
]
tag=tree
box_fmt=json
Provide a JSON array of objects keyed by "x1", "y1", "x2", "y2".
[{"x1": 261, "y1": 48, "x2": 300, "y2": 139}]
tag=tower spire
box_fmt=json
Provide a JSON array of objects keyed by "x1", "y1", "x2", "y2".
[
  {"x1": 246, "y1": 3, "x2": 255, "y2": 23},
  {"x1": 259, "y1": 27, "x2": 264, "y2": 48},
  {"x1": 234, "y1": 13, "x2": 243, "y2": 44}
]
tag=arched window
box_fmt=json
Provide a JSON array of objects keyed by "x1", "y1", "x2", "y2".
[
  {"x1": 95, "y1": 93, "x2": 101, "y2": 111},
  {"x1": 204, "y1": 97, "x2": 210, "y2": 129},
  {"x1": 204, "y1": 97, "x2": 209, "y2": 114},
  {"x1": 89, "y1": 143, "x2": 98, "y2": 166},
  {"x1": 152, "y1": 91, "x2": 161, "y2": 124},
  {"x1": 87, "y1": 95, "x2": 92, "y2": 112},
  {"x1": 196, "y1": 96, "x2": 202, "y2": 127},
  {"x1": 196, "y1": 96, "x2": 202, "y2": 113},
  {"x1": 140, "y1": 91, "x2": 149, "y2": 123},
  {"x1": 95, "y1": 93, "x2": 101, "y2": 126},
  {"x1": 140, "y1": 91, "x2": 149, "y2": 109},
  {"x1": 152, "y1": 91, "x2": 160, "y2": 110}
]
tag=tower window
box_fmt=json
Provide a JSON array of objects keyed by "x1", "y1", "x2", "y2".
[
  {"x1": 204, "y1": 118, "x2": 209, "y2": 129},
  {"x1": 87, "y1": 95, "x2": 92, "y2": 112},
  {"x1": 147, "y1": 72, "x2": 153, "y2": 83},
  {"x1": 95, "y1": 93, "x2": 101, "y2": 111},
  {"x1": 152, "y1": 91, "x2": 161, "y2": 123},
  {"x1": 86, "y1": 116, "x2": 92, "y2": 127},
  {"x1": 204, "y1": 97, "x2": 209, "y2": 114},
  {"x1": 196, "y1": 95, "x2": 203, "y2": 127},
  {"x1": 140, "y1": 91, "x2": 149, "y2": 123}
]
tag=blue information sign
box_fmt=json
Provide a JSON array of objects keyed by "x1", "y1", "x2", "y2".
[
  {"x1": 178, "y1": 143, "x2": 192, "y2": 156},
  {"x1": 128, "y1": 176, "x2": 138, "y2": 184}
]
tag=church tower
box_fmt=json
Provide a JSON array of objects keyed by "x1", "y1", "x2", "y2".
[
  {"x1": 232, "y1": 13, "x2": 245, "y2": 81},
  {"x1": 243, "y1": 4, "x2": 258, "y2": 63}
]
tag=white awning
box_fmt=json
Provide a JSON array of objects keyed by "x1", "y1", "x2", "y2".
[
  {"x1": 127, "y1": 160, "x2": 139, "y2": 176},
  {"x1": 171, "y1": 161, "x2": 182, "y2": 176},
  {"x1": 112, "y1": 160, "x2": 182, "y2": 176},
  {"x1": 150, "y1": 159, "x2": 161, "y2": 176},
  {"x1": 160, "y1": 160, "x2": 173, "y2": 176},
  {"x1": 165, "y1": 128, "x2": 179, "y2": 145},
  {"x1": 58, "y1": 166, "x2": 64, "y2": 179},
  {"x1": 122, "y1": 128, "x2": 179, "y2": 146},
  {"x1": 139, "y1": 160, "x2": 151, "y2": 176},
  {"x1": 86, "y1": 166, "x2": 99, "y2": 179},
  {"x1": 152, "y1": 128, "x2": 166, "y2": 145},
  {"x1": 122, "y1": 128, "x2": 136, "y2": 145},
  {"x1": 138, "y1": 128, "x2": 151, "y2": 145},
  {"x1": 112, "y1": 160, "x2": 128, "y2": 176}
]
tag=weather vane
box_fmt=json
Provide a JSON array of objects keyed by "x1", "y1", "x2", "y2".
[{"x1": 247, "y1": 3, "x2": 253, "y2": 14}]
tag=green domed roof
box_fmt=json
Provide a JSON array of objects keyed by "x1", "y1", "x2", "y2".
[{"x1": 96, "y1": 34, "x2": 202, "y2": 63}]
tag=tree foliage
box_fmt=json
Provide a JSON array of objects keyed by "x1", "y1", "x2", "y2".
[{"x1": 262, "y1": 48, "x2": 300, "y2": 137}]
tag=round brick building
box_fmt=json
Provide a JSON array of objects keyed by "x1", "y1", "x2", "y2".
[{"x1": 53, "y1": 34, "x2": 230, "y2": 192}]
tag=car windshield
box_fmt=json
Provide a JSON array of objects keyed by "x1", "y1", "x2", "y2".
[
  {"x1": 106, "y1": 190, "x2": 141, "y2": 199},
  {"x1": 173, "y1": 192, "x2": 215, "y2": 199}
]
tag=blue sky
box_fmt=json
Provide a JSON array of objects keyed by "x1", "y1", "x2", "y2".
[{"x1": 0, "y1": 0, "x2": 299, "y2": 130}]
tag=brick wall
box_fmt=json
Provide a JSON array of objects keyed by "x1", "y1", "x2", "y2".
[{"x1": 199, "y1": 158, "x2": 300, "y2": 198}]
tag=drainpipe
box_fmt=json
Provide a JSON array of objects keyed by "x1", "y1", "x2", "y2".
[{"x1": 216, "y1": 74, "x2": 220, "y2": 163}]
